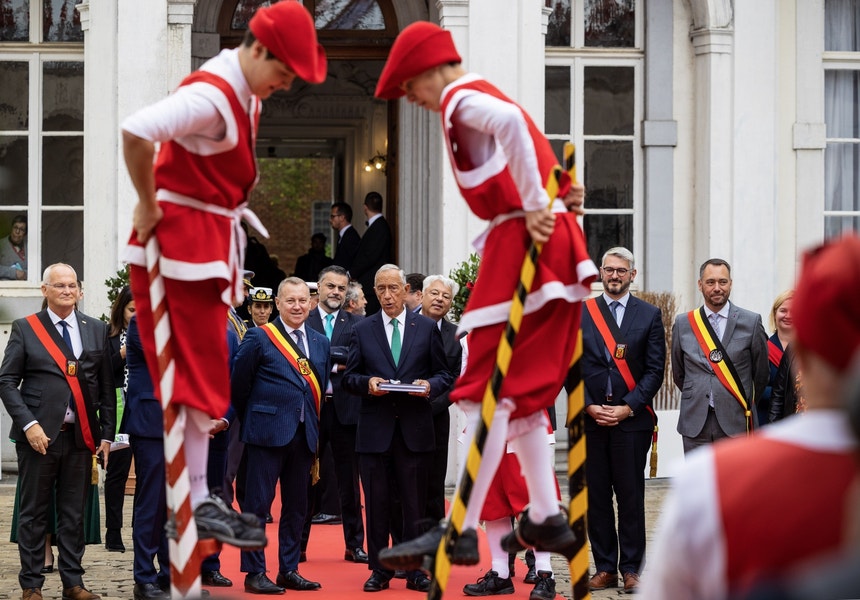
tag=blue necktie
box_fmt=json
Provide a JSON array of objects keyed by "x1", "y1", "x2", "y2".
[
  {"x1": 58, "y1": 320, "x2": 73, "y2": 351},
  {"x1": 324, "y1": 314, "x2": 334, "y2": 341},
  {"x1": 605, "y1": 301, "x2": 620, "y2": 397},
  {"x1": 293, "y1": 329, "x2": 306, "y2": 356}
]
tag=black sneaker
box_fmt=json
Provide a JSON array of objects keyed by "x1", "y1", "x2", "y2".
[
  {"x1": 378, "y1": 523, "x2": 479, "y2": 571},
  {"x1": 193, "y1": 495, "x2": 267, "y2": 550},
  {"x1": 500, "y1": 511, "x2": 576, "y2": 559},
  {"x1": 529, "y1": 571, "x2": 555, "y2": 600},
  {"x1": 463, "y1": 570, "x2": 515, "y2": 596}
]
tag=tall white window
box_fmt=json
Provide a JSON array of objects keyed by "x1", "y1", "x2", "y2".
[
  {"x1": 0, "y1": 0, "x2": 85, "y2": 283},
  {"x1": 545, "y1": 0, "x2": 643, "y2": 264},
  {"x1": 824, "y1": 0, "x2": 860, "y2": 239}
]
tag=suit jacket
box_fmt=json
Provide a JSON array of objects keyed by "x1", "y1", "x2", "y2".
[
  {"x1": 0, "y1": 309, "x2": 115, "y2": 449},
  {"x1": 124, "y1": 316, "x2": 164, "y2": 439},
  {"x1": 430, "y1": 318, "x2": 463, "y2": 417},
  {"x1": 672, "y1": 302, "x2": 769, "y2": 437},
  {"x1": 350, "y1": 216, "x2": 393, "y2": 313},
  {"x1": 333, "y1": 225, "x2": 361, "y2": 272},
  {"x1": 581, "y1": 296, "x2": 665, "y2": 432},
  {"x1": 343, "y1": 310, "x2": 453, "y2": 454},
  {"x1": 231, "y1": 319, "x2": 330, "y2": 453},
  {"x1": 306, "y1": 308, "x2": 362, "y2": 425}
]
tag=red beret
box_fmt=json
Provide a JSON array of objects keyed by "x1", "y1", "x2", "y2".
[
  {"x1": 792, "y1": 233, "x2": 860, "y2": 373},
  {"x1": 249, "y1": 1, "x2": 327, "y2": 84},
  {"x1": 375, "y1": 21, "x2": 461, "y2": 100}
]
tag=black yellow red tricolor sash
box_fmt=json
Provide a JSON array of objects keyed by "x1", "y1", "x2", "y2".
[
  {"x1": 583, "y1": 298, "x2": 659, "y2": 476},
  {"x1": 767, "y1": 339, "x2": 783, "y2": 369},
  {"x1": 687, "y1": 308, "x2": 754, "y2": 434},
  {"x1": 25, "y1": 314, "x2": 96, "y2": 452},
  {"x1": 261, "y1": 323, "x2": 322, "y2": 416}
]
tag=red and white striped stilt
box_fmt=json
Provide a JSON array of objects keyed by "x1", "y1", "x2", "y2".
[{"x1": 145, "y1": 237, "x2": 211, "y2": 599}]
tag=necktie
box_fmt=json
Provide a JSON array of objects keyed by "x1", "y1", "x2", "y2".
[
  {"x1": 58, "y1": 320, "x2": 73, "y2": 351},
  {"x1": 710, "y1": 314, "x2": 722, "y2": 340},
  {"x1": 324, "y1": 313, "x2": 334, "y2": 340},
  {"x1": 609, "y1": 300, "x2": 621, "y2": 326},
  {"x1": 390, "y1": 318, "x2": 401, "y2": 366},
  {"x1": 293, "y1": 329, "x2": 306, "y2": 356}
]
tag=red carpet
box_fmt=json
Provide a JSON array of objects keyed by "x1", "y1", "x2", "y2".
[{"x1": 206, "y1": 486, "x2": 552, "y2": 599}]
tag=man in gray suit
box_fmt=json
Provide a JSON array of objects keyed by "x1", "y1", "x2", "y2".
[
  {"x1": 672, "y1": 258, "x2": 769, "y2": 453},
  {"x1": 0, "y1": 263, "x2": 115, "y2": 600}
]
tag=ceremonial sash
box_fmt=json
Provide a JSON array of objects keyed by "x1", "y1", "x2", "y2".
[
  {"x1": 687, "y1": 308, "x2": 754, "y2": 434},
  {"x1": 767, "y1": 339, "x2": 783, "y2": 369},
  {"x1": 261, "y1": 323, "x2": 322, "y2": 416},
  {"x1": 25, "y1": 314, "x2": 96, "y2": 452},
  {"x1": 584, "y1": 298, "x2": 659, "y2": 443}
]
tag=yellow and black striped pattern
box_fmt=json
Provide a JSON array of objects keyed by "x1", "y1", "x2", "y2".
[{"x1": 427, "y1": 143, "x2": 577, "y2": 600}]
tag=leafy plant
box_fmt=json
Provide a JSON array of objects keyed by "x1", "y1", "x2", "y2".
[
  {"x1": 100, "y1": 264, "x2": 129, "y2": 321},
  {"x1": 448, "y1": 253, "x2": 481, "y2": 323}
]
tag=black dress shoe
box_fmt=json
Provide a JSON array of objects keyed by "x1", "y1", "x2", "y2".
[
  {"x1": 277, "y1": 570, "x2": 321, "y2": 591},
  {"x1": 40, "y1": 565, "x2": 54, "y2": 574},
  {"x1": 194, "y1": 495, "x2": 267, "y2": 550},
  {"x1": 310, "y1": 512, "x2": 342, "y2": 525},
  {"x1": 244, "y1": 573, "x2": 284, "y2": 595},
  {"x1": 133, "y1": 583, "x2": 169, "y2": 600},
  {"x1": 105, "y1": 530, "x2": 126, "y2": 553},
  {"x1": 379, "y1": 523, "x2": 479, "y2": 571},
  {"x1": 363, "y1": 570, "x2": 392, "y2": 592},
  {"x1": 344, "y1": 547, "x2": 369, "y2": 563},
  {"x1": 406, "y1": 572, "x2": 431, "y2": 592},
  {"x1": 501, "y1": 511, "x2": 576, "y2": 558},
  {"x1": 201, "y1": 570, "x2": 233, "y2": 587}
]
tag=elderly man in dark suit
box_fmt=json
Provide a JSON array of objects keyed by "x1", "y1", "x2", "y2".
[
  {"x1": 232, "y1": 277, "x2": 331, "y2": 594},
  {"x1": 418, "y1": 274, "x2": 465, "y2": 522},
  {"x1": 672, "y1": 258, "x2": 769, "y2": 453},
  {"x1": 330, "y1": 201, "x2": 361, "y2": 273},
  {"x1": 580, "y1": 247, "x2": 665, "y2": 594},
  {"x1": 344, "y1": 264, "x2": 453, "y2": 593},
  {"x1": 0, "y1": 263, "x2": 115, "y2": 600},
  {"x1": 302, "y1": 265, "x2": 367, "y2": 562},
  {"x1": 350, "y1": 192, "x2": 393, "y2": 315}
]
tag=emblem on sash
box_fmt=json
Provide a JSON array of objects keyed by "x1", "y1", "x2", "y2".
[
  {"x1": 614, "y1": 344, "x2": 627, "y2": 360},
  {"x1": 709, "y1": 349, "x2": 723, "y2": 363},
  {"x1": 66, "y1": 360, "x2": 78, "y2": 377},
  {"x1": 297, "y1": 358, "x2": 311, "y2": 376}
]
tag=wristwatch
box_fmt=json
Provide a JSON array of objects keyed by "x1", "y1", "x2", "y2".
[{"x1": 627, "y1": 407, "x2": 634, "y2": 418}]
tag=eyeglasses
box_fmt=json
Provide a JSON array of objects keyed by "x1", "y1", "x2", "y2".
[
  {"x1": 601, "y1": 267, "x2": 630, "y2": 276},
  {"x1": 47, "y1": 283, "x2": 79, "y2": 291},
  {"x1": 12, "y1": 225, "x2": 26, "y2": 233}
]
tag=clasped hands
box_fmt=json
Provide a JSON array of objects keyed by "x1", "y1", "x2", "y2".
[{"x1": 586, "y1": 404, "x2": 633, "y2": 427}]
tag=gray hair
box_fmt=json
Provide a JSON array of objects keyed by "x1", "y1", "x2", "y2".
[
  {"x1": 601, "y1": 247, "x2": 635, "y2": 270},
  {"x1": 42, "y1": 263, "x2": 77, "y2": 284},
  {"x1": 422, "y1": 274, "x2": 459, "y2": 297},
  {"x1": 374, "y1": 264, "x2": 406, "y2": 285},
  {"x1": 277, "y1": 276, "x2": 309, "y2": 296},
  {"x1": 345, "y1": 280, "x2": 363, "y2": 304}
]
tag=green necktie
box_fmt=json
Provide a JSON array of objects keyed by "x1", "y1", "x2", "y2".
[
  {"x1": 324, "y1": 313, "x2": 334, "y2": 340},
  {"x1": 390, "y1": 318, "x2": 401, "y2": 366}
]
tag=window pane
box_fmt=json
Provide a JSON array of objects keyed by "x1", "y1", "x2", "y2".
[
  {"x1": 232, "y1": 0, "x2": 271, "y2": 30},
  {"x1": 315, "y1": 0, "x2": 384, "y2": 30},
  {"x1": 0, "y1": 210, "x2": 28, "y2": 280},
  {"x1": 825, "y1": 215, "x2": 860, "y2": 239},
  {"x1": 825, "y1": 0, "x2": 860, "y2": 51},
  {"x1": 584, "y1": 140, "x2": 633, "y2": 209},
  {"x1": 43, "y1": 0, "x2": 83, "y2": 42},
  {"x1": 583, "y1": 213, "x2": 633, "y2": 266},
  {"x1": 585, "y1": 0, "x2": 635, "y2": 47},
  {"x1": 0, "y1": 0, "x2": 29, "y2": 41},
  {"x1": 825, "y1": 71, "x2": 860, "y2": 138},
  {"x1": 545, "y1": 67, "x2": 571, "y2": 135},
  {"x1": 0, "y1": 136, "x2": 28, "y2": 206},
  {"x1": 0, "y1": 61, "x2": 29, "y2": 130},
  {"x1": 42, "y1": 136, "x2": 83, "y2": 206},
  {"x1": 546, "y1": 0, "x2": 571, "y2": 47},
  {"x1": 584, "y1": 66, "x2": 634, "y2": 135},
  {"x1": 42, "y1": 210, "x2": 83, "y2": 278},
  {"x1": 43, "y1": 61, "x2": 84, "y2": 131}
]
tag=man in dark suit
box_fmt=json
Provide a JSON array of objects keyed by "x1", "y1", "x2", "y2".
[
  {"x1": 580, "y1": 247, "x2": 665, "y2": 594},
  {"x1": 350, "y1": 192, "x2": 393, "y2": 315},
  {"x1": 672, "y1": 258, "x2": 769, "y2": 453},
  {"x1": 330, "y1": 201, "x2": 360, "y2": 272},
  {"x1": 343, "y1": 264, "x2": 453, "y2": 593},
  {"x1": 405, "y1": 273, "x2": 425, "y2": 313},
  {"x1": 0, "y1": 263, "x2": 115, "y2": 600},
  {"x1": 302, "y1": 265, "x2": 366, "y2": 562},
  {"x1": 418, "y1": 274, "x2": 464, "y2": 522},
  {"x1": 232, "y1": 277, "x2": 331, "y2": 594}
]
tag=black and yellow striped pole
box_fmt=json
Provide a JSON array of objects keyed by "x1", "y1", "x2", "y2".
[{"x1": 427, "y1": 143, "x2": 580, "y2": 600}]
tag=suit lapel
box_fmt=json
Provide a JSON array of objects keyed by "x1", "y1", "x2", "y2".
[
  {"x1": 370, "y1": 313, "x2": 397, "y2": 370},
  {"x1": 36, "y1": 310, "x2": 76, "y2": 361},
  {"x1": 619, "y1": 297, "x2": 637, "y2": 336},
  {"x1": 722, "y1": 304, "x2": 739, "y2": 344},
  {"x1": 398, "y1": 312, "x2": 420, "y2": 371}
]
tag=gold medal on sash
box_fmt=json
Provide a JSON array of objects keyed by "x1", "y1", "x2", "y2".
[
  {"x1": 614, "y1": 344, "x2": 627, "y2": 359},
  {"x1": 709, "y1": 349, "x2": 723, "y2": 363},
  {"x1": 67, "y1": 360, "x2": 78, "y2": 377},
  {"x1": 297, "y1": 358, "x2": 311, "y2": 376}
]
